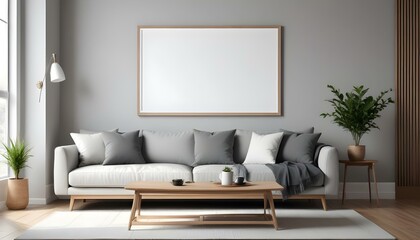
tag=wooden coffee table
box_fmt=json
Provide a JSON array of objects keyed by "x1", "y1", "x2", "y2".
[{"x1": 125, "y1": 181, "x2": 283, "y2": 230}]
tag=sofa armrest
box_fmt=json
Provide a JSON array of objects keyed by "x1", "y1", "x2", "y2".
[
  {"x1": 54, "y1": 145, "x2": 79, "y2": 196},
  {"x1": 317, "y1": 146, "x2": 339, "y2": 197}
]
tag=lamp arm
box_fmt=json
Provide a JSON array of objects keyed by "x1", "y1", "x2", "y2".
[{"x1": 37, "y1": 55, "x2": 54, "y2": 102}]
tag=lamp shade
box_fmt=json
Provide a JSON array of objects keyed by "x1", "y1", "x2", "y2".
[{"x1": 50, "y1": 62, "x2": 66, "y2": 83}]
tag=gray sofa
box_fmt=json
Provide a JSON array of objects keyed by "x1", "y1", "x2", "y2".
[{"x1": 54, "y1": 129, "x2": 339, "y2": 210}]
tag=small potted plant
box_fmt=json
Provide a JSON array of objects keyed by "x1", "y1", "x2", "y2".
[
  {"x1": 1, "y1": 139, "x2": 32, "y2": 210},
  {"x1": 321, "y1": 85, "x2": 393, "y2": 161},
  {"x1": 219, "y1": 167, "x2": 233, "y2": 186}
]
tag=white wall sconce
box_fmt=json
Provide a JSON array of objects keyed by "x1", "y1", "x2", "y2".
[{"x1": 36, "y1": 53, "x2": 66, "y2": 102}]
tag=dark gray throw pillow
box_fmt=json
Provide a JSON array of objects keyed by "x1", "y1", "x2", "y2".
[
  {"x1": 275, "y1": 128, "x2": 315, "y2": 163},
  {"x1": 277, "y1": 133, "x2": 321, "y2": 163},
  {"x1": 192, "y1": 129, "x2": 236, "y2": 166},
  {"x1": 279, "y1": 127, "x2": 314, "y2": 135},
  {"x1": 101, "y1": 130, "x2": 145, "y2": 165}
]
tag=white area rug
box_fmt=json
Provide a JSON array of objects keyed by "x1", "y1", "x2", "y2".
[{"x1": 17, "y1": 208, "x2": 394, "y2": 240}]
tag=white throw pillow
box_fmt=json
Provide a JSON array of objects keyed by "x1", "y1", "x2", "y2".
[
  {"x1": 243, "y1": 132, "x2": 284, "y2": 164},
  {"x1": 70, "y1": 133, "x2": 106, "y2": 166}
]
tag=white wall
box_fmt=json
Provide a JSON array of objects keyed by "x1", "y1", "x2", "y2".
[
  {"x1": 59, "y1": 0, "x2": 394, "y2": 182},
  {"x1": 20, "y1": 0, "x2": 60, "y2": 203},
  {"x1": 21, "y1": 0, "x2": 48, "y2": 202}
]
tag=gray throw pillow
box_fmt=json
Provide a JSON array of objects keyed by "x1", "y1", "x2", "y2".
[
  {"x1": 277, "y1": 133, "x2": 321, "y2": 163},
  {"x1": 234, "y1": 127, "x2": 314, "y2": 164},
  {"x1": 101, "y1": 130, "x2": 145, "y2": 165},
  {"x1": 192, "y1": 129, "x2": 236, "y2": 166},
  {"x1": 142, "y1": 130, "x2": 195, "y2": 166}
]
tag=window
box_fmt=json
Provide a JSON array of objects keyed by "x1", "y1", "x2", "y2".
[{"x1": 0, "y1": 0, "x2": 9, "y2": 178}]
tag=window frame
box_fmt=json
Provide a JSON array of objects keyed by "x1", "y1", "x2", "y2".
[
  {"x1": 0, "y1": 0, "x2": 9, "y2": 179},
  {"x1": 0, "y1": 0, "x2": 19, "y2": 180}
]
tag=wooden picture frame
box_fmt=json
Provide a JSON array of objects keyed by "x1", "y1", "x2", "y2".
[{"x1": 137, "y1": 26, "x2": 282, "y2": 116}]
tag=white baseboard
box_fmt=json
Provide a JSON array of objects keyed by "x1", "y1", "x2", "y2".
[
  {"x1": 338, "y1": 182, "x2": 395, "y2": 199},
  {"x1": 29, "y1": 198, "x2": 47, "y2": 205}
]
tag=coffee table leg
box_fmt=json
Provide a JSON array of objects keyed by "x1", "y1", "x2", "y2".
[
  {"x1": 137, "y1": 194, "x2": 142, "y2": 218},
  {"x1": 128, "y1": 192, "x2": 139, "y2": 230},
  {"x1": 267, "y1": 191, "x2": 279, "y2": 230},
  {"x1": 368, "y1": 166, "x2": 372, "y2": 203},
  {"x1": 342, "y1": 164, "x2": 348, "y2": 204},
  {"x1": 263, "y1": 192, "x2": 267, "y2": 215}
]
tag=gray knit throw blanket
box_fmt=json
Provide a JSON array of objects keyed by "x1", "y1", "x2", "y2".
[{"x1": 233, "y1": 162, "x2": 323, "y2": 199}]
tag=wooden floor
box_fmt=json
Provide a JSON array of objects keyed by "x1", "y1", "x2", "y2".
[{"x1": 0, "y1": 199, "x2": 419, "y2": 240}]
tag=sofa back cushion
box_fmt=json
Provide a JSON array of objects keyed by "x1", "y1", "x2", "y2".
[
  {"x1": 233, "y1": 127, "x2": 314, "y2": 164},
  {"x1": 142, "y1": 130, "x2": 195, "y2": 166}
]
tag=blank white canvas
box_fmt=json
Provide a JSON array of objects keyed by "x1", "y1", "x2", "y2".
[{"x1": 138, "y1": 27, "x2": 279, "y2": 115}]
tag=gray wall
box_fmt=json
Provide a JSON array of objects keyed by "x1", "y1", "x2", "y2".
[
  {"x1": 45, "y1": 0, "x2": 61, "y2": 202},
  {"x1": 59, "y1": 0, "x2": 395, "y2": 182}
]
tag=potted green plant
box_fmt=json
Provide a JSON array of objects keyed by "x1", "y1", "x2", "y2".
[
  {"x1": 1, "y1": 139, "x2": 32, "y2": 210},
  {"x1": 219, "y1": 167, "x2": 233, "y2": 186},
  {"x1": 321, "y1": 85, "x2": 394, "y2": 161}
]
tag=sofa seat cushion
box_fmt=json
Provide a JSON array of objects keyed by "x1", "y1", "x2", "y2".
[
  {"x1": 193, "y1": 164, "x2": 235, "y2": 182},
  {"x1": 192, "y1": 164, "x2": 324, "y2": 187},
  {"x1": 69, "y1": 163, "x2": 193, "y2": 187},
  {"x1": 245, "y1": 164, "x2": 324, "y2": 187}
]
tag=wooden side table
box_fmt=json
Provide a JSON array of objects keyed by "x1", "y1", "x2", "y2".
[{"x1": 339, "y1": 160, "x2": 379, "y2": 205}]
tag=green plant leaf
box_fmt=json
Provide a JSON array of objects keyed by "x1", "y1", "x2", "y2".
[
  {"x1": 1, "y1": 139, "x2": 32, "y2": 179},
  {"x1": 320, "y1": 85, "x2": 394, "y2": 145}
]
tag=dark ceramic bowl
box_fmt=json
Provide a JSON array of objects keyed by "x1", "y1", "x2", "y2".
[
  {"x1": 172, "y1": 179, "x2": 184, "y2": 186},
  {"x1": 235, "y1": 177, "x2": 245, "y2": 185}
]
